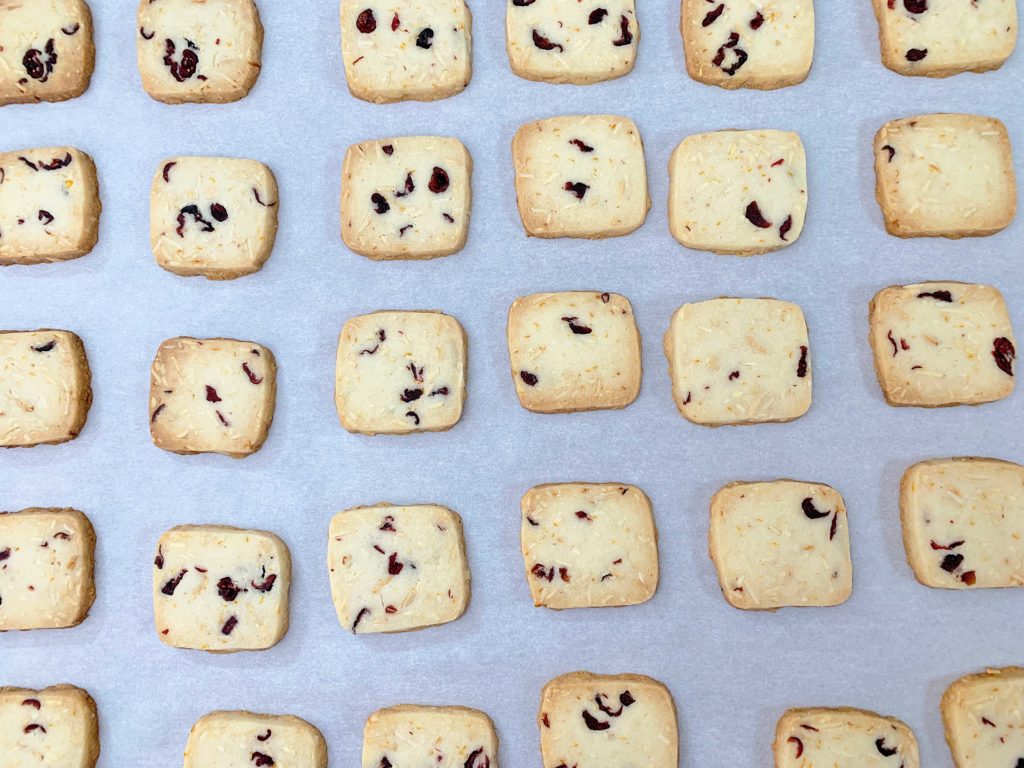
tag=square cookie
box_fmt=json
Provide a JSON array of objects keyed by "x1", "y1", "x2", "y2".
[
  {"x1": 664, "y1": 298, "x2": 812, "y2": 426},
  {"x1": 335, "y1": 311, "x2": 467, "y2": 435},
  {"x1": 149, "y1": 337, "x2": 277, "y2": 457},
  {"x1": 874, "y1": 114, "x2": 1016, "y2": 238},
  {"x1": 340, "y1": 0, "x2": 473, "y2": 103},
  {"x1": 901, "y1": 458, "x2": 1024, "y2": 589},
  {"x1": 521, "y1": 483, "x2": 658, "y2": 609},
  {"x1": 0, "y1": 508, "x2": 95, "y2": 631},
  {"x1": 668, "y1": 130, "x2": 807, "y2": 254},
  {"x1": 341, "y1": 136, "x2": 472, "y2": 260},
  {"x1": 539, "y1": 671, "x2": 677, "y2": 768},
  {"x1": 512, "y1": 114, "x2": 649, "y2": 239},
  {"x1": 943, "y1": 667, "x2": 1024, "y2": 768},
  {"x1": 0, "y1": 330, "x2": 92, "y2": 448},
  {"x1": 505, "y1": 0, "x2": 638, "y2": 84},
  {"x1": 136, "y1": 0, "x2": 264, "y2": 104},
  {"x1": 775, "y1": 707, "x2": 919, "y2": 768},
  {"x1": 328, "y1": 504, "x2": 471, "y2": 634},
  {"x1": 184, "y1": 711, "x2": 326, "y2": 768},
  {"x1": 153, "y1": 524, "x2": 290, "y2": 652},
  {"x1": 680, "y1": 0, "x2": 815, "y2": 90},
  {"x1": 0, "y1": 685, "x2": 98, "y2": 768},
  {"x1": 0, "y1": 0, "x2": 95, "y2": 106},
  {"x1": 150, "y1": 156, "x2": 279, "y2": 279},
  {"x1": 363, "y1": 705, "x2": 497, "y2": 768},
  {"x1": 709, "y1": 480, "x2": 852, "y2": 609},
  {"x1": 507, "y1": 291, "x2": 641, "y2": 413},
  {"x1": 0, "y1": 148, "x2": 100, "y2": 266},
  {"x1": 868, "y1": 282, "x2": 1017, "y2": 407}
]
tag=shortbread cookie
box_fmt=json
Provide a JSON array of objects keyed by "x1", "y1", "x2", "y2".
[
  {"x1": 341, "y1": 137, "x2": 472, "y2": 260},
  {"x1": 0, "y1": 685, "x2": 99, "y2": 768},
  {"x1": 539, "y1": 671, "x2": 677, "y2": 768},
  {"x1": 363, "y1": 705, "x2": 497, "y2": 768},
  {"x1": 150, "y1": 156, "x2": 279, "y2": 279},
  {"x1": 0, "y1": 0, "x2": 95, "y2": 106},
  {"x1": 335, "y1": 311, "x2": 467, "y2": 435},
  {"x1": 153, "y1": 524, "x2": 290, "y2": 652},
  {"x1": 507, "y1": 291, "x2": 641, "y2": 413},
  {"x1": 774, "y1": 707, "x2": 919, "y2": 768},
  {"x1": 512, "y1": 114, "x2": 649, "y2": 239},
  {"x1": 901, "y1": 458, "x2": 1024, "y2": 589},
  {"x1": 0, "y1": 147, "x2": 100, "y2": 266},
  {"x1": 328, "y1": 504, "x2": 470, "y2": 634},
  {"x1": 149, "y1": 337, "x2": 277, "y2": 457},
  {"x1": 868, "y1": 282, "x2": 1016, "y2": 407},
  {"x1": 873, "y1": 0, "x2": 1017, "y2": 77},
  {"x1": 0, "y1": 330, "x2": 92, "y2": 448},
  {"x1": 664, "y1": 298, "x2": 812, "y2": 426},
  {"x1": 184, "y1": 711, "x2": 326, "y2": 768},
  {"x1": 943, "y1": 667, "x2": 1024, "y2": 768},
  {"x1": 506, "y1": 0, "x2": 638, "y2": 84},
  {"x1": 681, "y1": 0, "x2": 815, "y2": 90},
  {"x1": 668, "y1": 129, "x2": 807, "y2": 254},
  {"x1": 874, "y1": 114, "x2": 1016, "y2": 238},
  {"x1": 340, "y1": 0, "x2": 473, "y2": 103},
  {"x1": 136, "y1": 0, "x2": 264, "y2": 104},
  {"x1": 0, "y1": 508, "x2": 95, "y2": 631},
  {"x1": 709, "y1": 480, "x2": 851, "y2": 609}
]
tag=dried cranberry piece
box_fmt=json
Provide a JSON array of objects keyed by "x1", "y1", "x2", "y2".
[
  {"x1": 940, "y1": 553, "x2": 964, "y2": 572},
  {"x1": 429, "y1": 387, "x2": 449, "y2": 396},
  {"x1": 801, "y1": 498, "x2": 830, "y2": 520},
  {"x1": 356, "y1": 9, "x2": 376, "y2": 33},
  {"x1": 905, "y1": 48, "x2": 928, "y2": 61},
  {"x1": 744, "y1": 201, "x2": 771, "y2": 228},
  {"x1": 163, "y1": 161, "x2": 176, "y2": 182},
  {"x1": 582, "y1": 710, "x2": 610, "y2": 731},
  {"x1": 569, "y1": 139, "x2": 595, "y2": 153},
  {"x1": 217, "y1": 576, "x2": 242, "y2": 601},
  {"x1": 464, "y1": 748, "x2": 489, "y2": 768},
  {"x1": 352, "y1": 607, "x2": 370, "y2": 630},
  {"x1": 562, "y1": 316, "x2": 593, "y2": 335},
  {"x1": 796, "y1": 346, "x2": 808, "y2": 378},
  {"x1": 930, "y1": 540, "x2": 964, "y2": 550},
  {"x1": 779, "y1": 215, "x2": 793, "y2": 241},
  {"x1": 19, "y1": 156, "x2": 38, "y2": 171},
  {"x1": 595, "y1": 693, "x2": 623, "y2": 717},
  {"x1": 416, "y1": 28, "x2": 434, "y2": 49},
  {"x1": 575, "y1": 510, "x2": 592, "y2": 520},
  {"x1": 612, "y1": 15, "x2": 632, "y2": 45},
  {"x1": 589, "y1": 8, "x2": 608, "y2": 24},
  {"x1": 520, "y1": 370, "x2": 538, "y2": 386},
  {"x1": 21, "y1": 699, "x2": 41, "y2": 709},
  {"x1": 961, "y1": 571, "x2": 976, "y2": 586},
  {"x1": 176, "y1": 204, "x2": 214, "y2": 237},
  {"x1": 151, "y1": 403, "x2": 165, "y2": 423},
  {"x1": 371, "y1": 193, "x2": 390, "y2": 214},
  {"x1": 163, "y1": 39, "x2": 198, "y2": 82},
  {"x1": 387, "y1": 553, "x2": 405, "y2": 575},
  {"x1": 216, "y1": 410, "x2": 231, "y2": 427},
  {"x1": 992, "y1": 337, "x2": 1015, "y2": 376},
  {"x1": 242, "y1": 362, "x2": 263, "y2": 385},
  {"x1": 24, "y1": 724, "x2": 47, "y2": 734},
  {"x1": 161, "y1": 569, "x2": 188, "y2": 595},
  {"x1": 532, "y1": 29, "x2": 564, "y2": 51},
  {"x1": 253, "y1": 187, "x2": 276, "y2": 206},
  {"x1": 875, "y1": 738, "x2": 897, "y2": 757},
  {"x1": 395, "y1": 173, "x2": 415, "y2": 197},
  {"x1": 154, "y1": 547, "x2": 164, "y2": 569},
  {"x1": 903, "y1": 0, "x2": 927, "y2": 12},
  {"x1": 222, "y1": 616, "x2": 238, "y2": 635},
  {"x1": 210, "y1": 203, "x2": 228, "y2": 222},
  {"x1": 0, "y1": 548, "x2": 11, "y2": 561},
  {"x1": 527, "y1": 516, "x2": 539, "y2": 526},
  {"x1": 564, "y1": 181, "x2": 589, "y2": 199},
  {"x1": 917, "y1": 290, "x2": 953, "y2": 302},
  {"x1": 140, "y1": 27, "x2": 155, "y2": 39},
  {"x1": 38, "y1": 153, "x2": 72, "y2": 170},
  {"x1": 881, "y1": 144, "x2": 896, "y2": 162},
  {"x1": 205, "y1": 385, "x2": 222, "y2": 403},
  {"x1": 400, "y1": 388, "x2": 423, "y2": 402},
  {"x1": 619, "y1": 691, "x2": 634, "y2": 707},
  {"x1": 713, "y1": 32, "x2": 748, "y2": 74},
  {"x1": 62, "y1": 23, "x2": 80, "y2": 35},
  {"x1": 391, "y1": 13, "x2": 400, "y2": 31},
  {"x1": 257, "y1": 730, "x2": 272, "y2": 742},
  {"x1": 728, "y1": 370, "x2": 740, "y2": 380},
  {"x1": 405, "y1": 410, "x2": 420, "y2": 425},
  {"x1": 531, "y1": 563, "x2": 554, "y2": 581},
  {"x1": 23, "y1": 39, "x2": 56, "y2": 82},
  {"x1": 703, "y1": 3, "x2": 725, "y2": 25},
  {"x1": 750, "y1": 11, "x2": 765, "y2": 29},
  {"x1": 512, "y1": 0, "x2": 536, "y2": 4},
  {"x1": 250, "y1": 751, "x2": 274, "y2": 766},
  {"x1": 408, "y1": 362, "x2": 425, "y2": 382},
  {"x1": 31, "y1": 340, "x2": 56, "y2": 353},
  {"x1": 251, "y1": 573, "x2": 277, "y2": 592},
  {"x1": 381, "y1": 144, "x2": 394, "y2": 156},
  {"x1": 558, "y1": 567, "x2": 570, "y2": 582},
  {"x1": 788, "y1": 737, "x2": 804, "y2": 758},
  {"x1": 428, "y1": 167, "x2": 449, "y2": 193},
  {"x1": 37, "y1": 210, "x2": 54, "y2": 225}
]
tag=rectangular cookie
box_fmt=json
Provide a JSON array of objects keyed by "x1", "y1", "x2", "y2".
[
  {"x1": 0, "y1": 685, "x2": 99, "y2": 768},
  {"x1": 774, "y1": 707, "x2": 919, "y2": 768},
  {"x1": 942, "y1": 667, "x2": 1024, "y2": 768},
  {"x1": 363, "y1": 705, "x2": 497, "y2": 768},
  {"x1": 183, "y1": 710, "x2": 327, "y2": 768}
]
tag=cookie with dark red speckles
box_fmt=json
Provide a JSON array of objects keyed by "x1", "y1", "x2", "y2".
[
  {"x1": 362, "y1": 705, "x2": 497, "y2": 768},
  {"x1": 942, "y1": 667, "x2": 1024, "y2": 768},
  {"x1": 0, "y1": 685, "x2": 99, "y2": 768},
  {"x1": 183, "y1": 710, "x2": 326, "y2": 768},
  {"x1": 774, "y1": 707, "x2": 919, "y2": 768}
]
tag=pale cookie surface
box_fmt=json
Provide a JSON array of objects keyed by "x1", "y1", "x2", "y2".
[
  {"x1": 340, "y1": 0, "x2": 473, "y2": 103},
  {"x1": 149, "y1": 337, "x2": 277, "y2": 457},
  {"x1": 874, "y1": 114, "x2": 1017, "y2": 238},
  {"x1": 153, "y1": 524, "x2": 290, "y2": 652},
  {"x1": 0, "y1": 330, "x2": 91, "y2": 448},
  {"x1": 539, "y1": 671, "x2": 678, "y2": 768},
  {"x1": 669, "y1": 130, "x2": 807, "y2": 254},
  {"x1": 328, "y1": 504, "x2": 470, "y2": 634},
  {"x1": 0, "y1": 685, "x2": 98, "y2": 768},
  {"x1": 341, "y1": 136, "x2": 472, "y2": 260},
  {"x1": 512, "y1": 114, "x2": 649, "y2": 239},
  {"x1": 709, "y1": 480, "x2": 851, "y2": 609},
  {"x1": 0, "y1": 0, "x2": 94, "y2": 106},
  {"x1": 0, "y1": 508, "x2": 95, "y2": 631},
  {"x1": 505, "y1": 0, "x2": 638, "y2": 84},
  {"x1": 664, "y1": 298, "x2": 811, "y2": 426},
  {"x1": 184, "y1": 710, "x2": 326, "y2": 768},
  {"x1": 868, "y1": 282, "x2": 1016, "y2": 407},
  {"x1": 901, "y1": 458, "x2": 1024, "y2": 589},
  {"x1": 521, "y1": 483, "x2": 658, "y2": 609},
  {"x1": 151, "y1": 156, "x2": 278, "y2": 279},
  {"x1": 774, "y1": 707, "x2": 920, "y2": 768},
  {"x1": 0, "y1": 147, "x2": 100, "y2": 266},
  {"x1": 363, "y1": 705, "x2": 497, "y2": 768},
  {"x1": 507, "y1": 291, "x2": 641, "y2": 413},
  {"x1": 335, "y1": 311, "x2": 466, "y2": 435},
  {"x1": 681, "y1": 0, "x2": 815, "y2": 90},
  {"x1": 943, "y1": 667, "x2": 1024, "y2": 768}
]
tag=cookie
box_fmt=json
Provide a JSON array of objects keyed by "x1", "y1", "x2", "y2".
[
  {"x1": 363, "y1": 705, "x2": 497, "y2": 768},
  {"x1": 539, "y1": 671, "x2": 677, "y2": 768},
  {"x1": 0, "y1": 0, "x2": 95, "y2": 106},
  {"x1": 153, "y1": 524, "x2": 290, "y2": 652},
  {"x1": 340, "y1": 0, "x2": 473, "y2": 103},
  {"x1": 872, "y1": 0, "x2": 1017, "y2": 77},
  {"x1": 183, "y1": 710, "x2": 327, "y2": 768},
  {"x1": 0, "y1": 330, "x2": 92, "y2": 448},
  {"x1": 664, "y1": 298, "x2": 812, "y2": 426},
  {"x1": 0, "y1": 147, "x2": 100, "y2": 266},
  {"x1": 149, "y1": 337, "x2": 277, "y2": 457},
  {"x1": 709, "y1": 480, "x2": 852, "y2": 610},
  {"x1": 680, "y1": 0, "x2": 815, "y2": 90},
  {"x1": 868, "y1": 282, "x2": 1017, "y2": 407},
  {"x1": 668, "y1": 129, "x2": 807, "y2": 255},
  {"x1": 505, "y1": 0, "x2": 638, "y2": 85},
  {"x1": 341, "y1": 136, "x2": 472, "y2": 261},
  {"x1": 774, "y1": 707, "x2": 919, "y2": 768},
  {"x1": 874, "y1": 114, "x2": 1017, "y2": 238},
  {"x1": 943, "y1": 667, "x2": 1024, "y2": 768},
  {"x1": 335, "y1": 311, "x2": 467, "y2": 435},
  {"x1": 327, "y1": 503, "x2": 471, "y2": 634},
  {"x1": 507, "y1": 291, "x2": 641, "y2": 413},
  {"x1": 512, "y1": 114, "x2": 649, "y2": 239},
  {"x1": 150, "y1": 156, "x2": 279, "y2": 280},
  {"x1": 0, "y1": 685, "x2": 99, "y2": 768}
]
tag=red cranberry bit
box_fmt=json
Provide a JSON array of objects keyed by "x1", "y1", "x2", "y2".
[
  {"x1": 520, "y1": 370, "x2": 539, "y2": 386},
  {"x1": 875, "y1": 738, "x2": 898, "y2": 757},
  {"x1": 416, "y1": 28, "x2": 434, "y2": 49},
  {"x1": 881, "y1": 144, "x2": 896, "y2": 162},
  {"x1": 771, "y1": 158, "x2": 785, "y2": 167},
  {"x1": 513, "y1": 0, "x2": 536, "y2": 4},
  {"x1": 702, "y1": 3, "x2": 725, "y2": 25},
  {"x1": 620, "y1": 691, "x2": 634, "y2": 707},
  {"x1": 381, "y1": 144, "x2": 394, "y2": 155},
  {"x1": 429, "y1": 387, "x2": 449, "y2": 396},
  {"x1": 352, "y1": 606, "x2": 370, "y2": 630},
  {"x1": 257, "y1": 730, "x2": 272, "y2": 742},
  {"x1": 744, "y1": 201, "x2": 771, "y2": 228},
  {"x1": 250, "y1": 751, "x2": 274, "y2": 766},
  {"x1": 428, "y1": 167, "x2": 449, "y2": 193},
  {"x1": 222, "y1": 615, "x2": 239, "y2": 635},
  {"x1": 163, "y1": 161, "x2": 176, "y2": 182},
  {"x1": 217, "y1": 576, "x2": 242, "y2": 601},
  {"x1": 408, "y1": 362, "x2": 425, "y2": 382},
  {"x1": 400, "y1": 388, "x2": 423, "y2": 402},
  {"x1": 829, "y1": 513, "x2": 838, "y2": 541},
  {"x1": 750, "y1": 11, "x2": 765, "y2": 29},
  {"x1": 887, "y1": 330, "x2": 899, "y2": 356},
  {"x1": 532, "y1": 29, "x2": 564, "y2": 51},
  {"x1": 595, "y1": 693, "x2": 623, "y2": 717},
  {"x1": 562, "y1": 316, "x2": 593, "y2": 335},
  {"x1": 779, "y1": 215, "x2": 793, "y2": 241},
  {"x1": 140, "y1": 26, "x2": 155, "y2": 39},
  {"x1": 788, "y1": 737, "x2": 804, "y2": 758},
  {"x1": 385, "y1": 605, "x2": 397, "y2": 614},
  {"x1": 930, "y1": 540, "x2": 964, "y2": 550},
  {"x1": 575, "y1": 510, "x2": 592, "y2": 520},
  {"x1": 380, "y1": 758, "x2": 393, "y2": 768},
  {"x1": 888, "y1": 0, "x2": 896, "y2": 6},
  {"x1": 380, "y1": 515, "x2": 396, "y2": 532},
  {"x1": 464, "y1": 748, "x2": 489, "y2": 768},
  {"x1": 526, "y1": 515, "x2": 539, "y2": 526},
  {"x1": 24, "y1": 724, "x2": 47, "y2": 734},
  {"x1": 371, "y1": 192, "x2": 390, "y2": 214},
  {"x1": 531, "y1": 563, "x2": 554, "y2": 581},
  {"x1": 161, "y1": 569, "x2": 188, "y2": 595},
  {"x1": 982, "y1": 717, "x2": 996, "y2": 727},
  {"x1": 387, "y1": 553, "x2": 405, "y2": 575},
  {"x1": 253, "y1": 187, "x2": 276, "y2": 206},
  {"x1": 251, "y1": 573, "x2": 277, "y2": 592},
  {"x1": 31, "y1": 339, "x2": 57, "y2": 352},
  {"x1": 993, "y1": 337, "x2": 1015, "y2": 376},
  {"x1": 391, "y1": 13, "x2": 400, "y2": 31},
  {"x1": 62, "y1": 22, "x2": 80, "y2": 35},
  {"x1": 582, "y1": 710, "x2": 610, "y2": 731},
  {"x1": 558, "y1": 567, "x2": 570, "y2": 582},
  {"x1": 940, "y1": 553, "x2": 965, "y2": 573},
  {"x1": 356, "y1": 8, "x2": 376, "y2": 33},
  {"x1": 38, "y1": 153, "x2": 72, "y2": 170},
  {"x1": 210, "y1": 203, "x2": 228, "y2": 222},
  {"x1": 176, "y1": 204, "x2": 214, "y2": 237},
  {"x1": 796, "y1": 346, "x2": 808, "y2": 378},
  {"x1": 728, "y1": 370, "x2": 740, "y2": 380},
  {"x1": 541, "y1": 713, "x2": 550, "y2": 727},
  {"x1": 569, "y1": 138, "x2": 595, "y2": 153},
  {"x1": 905, "y1": 48, "x2": 928, "y2": 61},
  {"x1": 195, "y1": 566, "x2": 208, "y2": 573},
  {"x1": 564, "y1": 181, "x2": 589, "y2": 199},
  {"x1": 442, "y1": 213, "x2": 455, "y2": 223},
  {"x1": 904, "y1": 0, "x2": 928, "y2": 12},
  {"x1": 961, "y1": 570, "x2": 977, "y2": 586},
  {"x1": 23, "y1": 39, "x2": 56, "y2": 82},
  {"x1": 589, "y1": 8, "x2": 609, "y2": 24},
  {"x1": 154, "y1": 547, "x2": 164, "y2": 568},
  {"x1": 600, "y1": 292, "x2": 610, "y2": 302},
  {"x1": 612, "y1": 15, "x2": 632, "y2": 45},
  {"x1": 713, "y1": 32, "x2": 748, "y2": 74},
  {"x1": 19, "y1": 156, "x2": 39, "y2": 171},
  {"x1": 395, "y1": 173, "x2": 415, "y2": 197},
  {"x1": 150, "y1": 403, "x2": 166, "y2": 423},
  {"x1": 242, "y1": 362, "x2": 263, "y2": 385},
  {"x1": 37, "y1": 210, "x2": 54, "y2": 225},
  {"x1": 21, "y1": 698, "x2": 41, "y2": 709},
  {"x1": 216, "y1": 410, "x2": 231, "y2": 427},
  {"x1": 405, "y1": 410, "x2": 420, "y2": 425},
  {"x1": 802, "y1": 498, "x2": 830, "y2": 520},
  {"x1": 917, "y1": 290, "x2": 953, "y2": 302},
  {"x1": 163, "y1": 39, "x2": 199, "y2": 82},
  {"x1": 205, "y1": 385, "x2": 222, "y2": 403}
]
